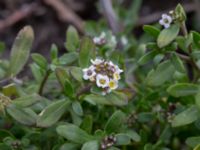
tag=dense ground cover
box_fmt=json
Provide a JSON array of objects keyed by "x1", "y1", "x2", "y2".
[{"x1": 1, "y1": 1, "x2": 200, "y2": 150}]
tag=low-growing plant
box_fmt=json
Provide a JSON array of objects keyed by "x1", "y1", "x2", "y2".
[{"x1": 1, "y1": 3, "x2": 200, "y2": 150}]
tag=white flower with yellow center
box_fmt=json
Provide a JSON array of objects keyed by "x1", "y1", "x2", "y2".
[
  {"x1": 108, "y1": 79, "x2": 118, "y2": 90},
  {"x1": 159, "y1": 14, "x2": 172, "y2": 28},
  {"x1": 113, "y1": 72, "x2": 121, "y2": 80},
  {"x1": 82, "y1": 66, "x2": 96, "y2": 81},
  {"x1": 96, "y1": 74, "x2": 109, "y2": 88},
  {"x1": 91, "y1": 58, "x2": 104, "y2": 65}
]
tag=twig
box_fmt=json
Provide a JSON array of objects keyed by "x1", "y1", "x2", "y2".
[
  {"x1": 176, "y1": 53, "x2": 190, "y2": 62},
  {"x1": 137, "y1": 3, "x2": 196, "y2": 26},
  {"x1": 38, "y1": 70, "x2": 51, "y2": 95},
  {"x1": 100, "y1": 0, "x2": 123, "y2": 34},
  {"x1": 0, "y1": 3, "x2": 38, "y2": 32},
  {"x1": 42, "y1": 0, "x2": 84, "y2": 33}
]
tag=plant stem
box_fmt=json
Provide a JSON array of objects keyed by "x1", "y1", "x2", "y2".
[
  {"x1": 179, "y1": 21, "x2": 200, "y2": 79},
  {"x1": 38, "y1": 69, "x2": 51, "y2": 95},
  {"x1": 180, "y1": 22, "x2": 188, "y2": 36}
]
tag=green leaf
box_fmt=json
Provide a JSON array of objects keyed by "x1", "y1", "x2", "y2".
[
  {"x1": 157, "y1": 25, "x2": 179, "y2": 48},
  {"x1": 65, "y1": 26, "x2": 79, "y2": 52},
  {"x1": 0, "y1": 41, "x2": 5, "y2": 53},
  {"x1": 8, "y1": 26, "x2": 34, "y2": 76},
  {"x1": 81, "y1": 140, "x2": 99, "y2": 150},
  {"x1": 30, "y1": 63, "x2": 43, "y2": 82},
  {"x1": 84, "y1": 91, "x2": 128, "y2": 106},
  {"x1": 70, "y1": 67, "x2": 83, "y2": 82},
  {"x1": 171, "y1": 52, "x2": 185, "y2": 73},
  {"x1": 12, "y1": 93, "x2": 43, "y2": 107},
  {"x1": 105, "y1": 110, "x2": 126, "y2": 134},
  {"x1": 81, "y1": 115, "x2": 93, "y2": 134},
  {"x1": 176, "y1": 34, "x2": 192, "y2": 52},
  {"x1": 55, "y1": 67, "x2": 69, "y2": 90},
  {"x1": 138, "y1": 112, "x2": 155, "y2": 123},
  {"x1": 175, "y1": 4, "x2": 186, "y2": 21},
  {"x1": 146, "y1": 60, "x2": 175, "y2": 86},
  {"x1": 64, "y1": 79, "x2": 74, "y2": 98},
  {"x1": 55, "y1": 68, "x2": 74, "y2": 97},
  {"x1": 60, "y1": 143, "x2": 80, "y2": 150},
  {"x1": 138, "y1": 50, "x2": 158, "y2": 65},
  {"x1": 37, "y1": 100, "x2": 70, "y2": 127},
  {"x1": 143, "y1": 25, "x2": 160, "y2": 38},
  {"x1": 125, "y1": 130, "x2": 141, "y2": 142},
  {"x1": 195, "y1": 92, "x2": 200, "y2": 110},
  {"x1": 59, "y1": 52, "x2": 78, "y2": 65},
  {"x1": 191, "y1": 51, "x2": 200, "y2": 60},
  {"x1": 194, "y1": 144, "x2": 200, "y2": 150},
  {"x1": 56, "y1": 124, "x2": 94, "y2": 144},
  {"x1": 6, "y1": 104, "x2": 37, "y2": 126},
  {"x1": 0, "y1": 144, "x2": 12, "y2": 150},
  {"x1": 186, "y1": 136, "x2": 200, "y2": 148},
  {"x1": 79, "y1": 37, "x2": 95, "y2": 68},
  {"x1": 167, "y1": 83, "x2": 199, "y2": 97},
  {"x1": 115, "y1": 134, "x2": 131, "y2": 145},
  {"x1": 72, "y1": 101, "x2": 83, "y2": 116},
  {"x1": 192, "y1": 31, "x2": 200, "y2": 48},
  {"x1": 171, "y1": 105, "x2": 199, "y2": 127},
  {"x1": 50, "y1": 44, "x2": 58, "y2": 61},
  {"x1": 31, "y1": 53, "x2": 48, "y2": 70},
  {"x1": 0, "y1": 130, "x2": 14, "y2": 141}
]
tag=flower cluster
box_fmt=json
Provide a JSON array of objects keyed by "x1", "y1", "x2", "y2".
[
  {"x1": 100, "y1": 135, "x2": 117, "y2": 150},
  {"x1": 93, "y1": 32, "x2": 117, "y2": 48},
  {"x1": 82, "y1": 58, "x2": 123, "y2": 95},
  {"x1": 93, "y1": 32, "x2": 106, "y2": 45}
]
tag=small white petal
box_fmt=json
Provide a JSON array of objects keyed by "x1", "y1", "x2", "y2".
[
  {"x1": 164, "y1": 23, "x2": 170, "y2": 28},
  {"x1": 96, "y1": 74, "x2": 109, "y2": 88},
  {"x1": 162, "y1": 14, "x2": 168, "y2": 19},
  {"x1": 159, "y1": 19, "x2": 164, "y2": 25}
]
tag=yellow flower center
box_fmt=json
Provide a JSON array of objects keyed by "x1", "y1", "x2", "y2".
[
  {"x1": 113, "y1": 73, "x2": 120, "y2": 80},
  {"x1": 109, "y1": 81, "x2": 116, "y2": 89},
  {"x1": 100, "y1": 79, "x2": 106, "y2": 85}
]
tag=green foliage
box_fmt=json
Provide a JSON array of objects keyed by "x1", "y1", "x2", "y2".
[
  {"x1": 1, "y1": 3, "x2": 200, "y2": 150},
  {"x1": 8, "y1": 26, "x2": 34, "y2": 77}
]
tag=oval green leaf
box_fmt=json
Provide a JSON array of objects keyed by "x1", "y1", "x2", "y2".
[
  {"x1": 167, "y1": 83, "x2": 199, "y2": 97},
  {"x1": 8, "y1": 26, "x2": 34, "y2": 76},
  {"x1": 157, "y1": 24, "x2": 179, "y2": 48},
  {"x1": 37, "y1": 100, "x2": 70, "y2": 127},
  {"x1": 56, "y1": 124, "x2": 94, "y2": 144}
]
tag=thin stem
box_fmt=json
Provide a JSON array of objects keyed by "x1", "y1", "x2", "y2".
[
  {"x1": 180, "y1": 22, "x2": 200, "y2": 80},
  {"x1": 180, "y1": 22, "x2": 188, "y2": 36},
  {"x1": 38, "y1": 69, "x2": 51, "y2": 95}
]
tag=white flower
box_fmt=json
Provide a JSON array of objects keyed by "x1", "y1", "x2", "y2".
[
  {"x1": 96, "y1": 74, "x2": 109, "y2": 88},
  {"x1": 159, "y1": 14, "x2": 172, "y2": 28},
  {"x1": 108, "y1": 79, "x2": 118, "y2": 90},
  {"x1": 113, "y1": 72, "x2": 121, "y2": 80},
  {"x1": 121, "y1": 36, "x2": 128, "y2": 45},
  {"x1": 93, "y1": 37, "x2": 101, "y2": 44},
  {"x1": 91, "y1": 58, "x2": 104, "y2": 65},
  {"x1": 93, "y1": 32, "x2": 106, "y2": 45},
  {"x1": 114, "y1": 65, "x2": 123, "y2": 73},
  {"x1": 82, "y1": 66, "x2": 96, "y2": 81}
]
